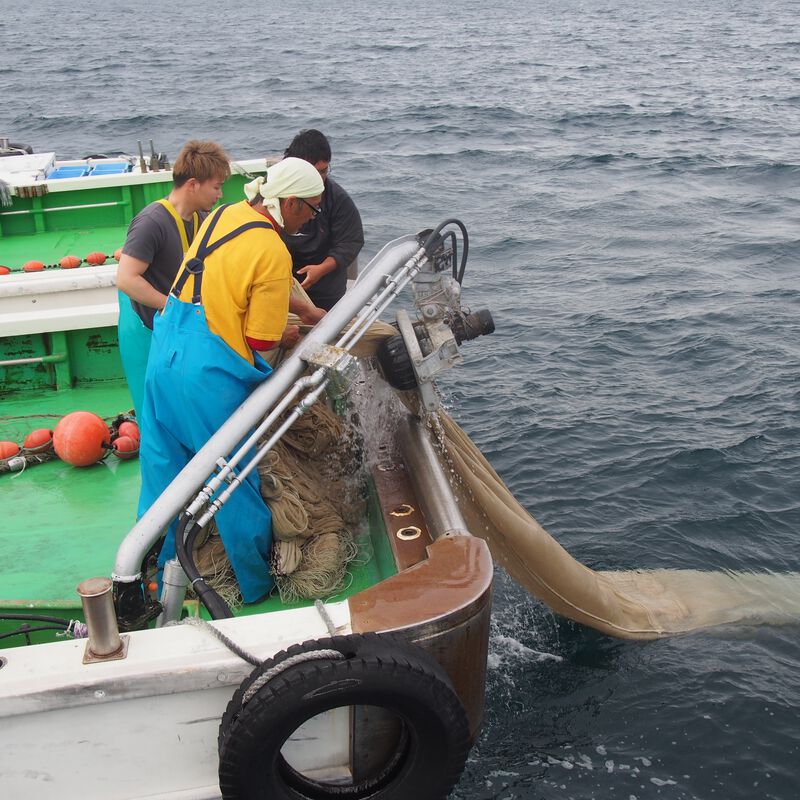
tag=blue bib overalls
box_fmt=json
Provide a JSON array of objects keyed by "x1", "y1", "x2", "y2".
[{"x1": 137, "y1": 205, "x2": 277, "y2": 602}]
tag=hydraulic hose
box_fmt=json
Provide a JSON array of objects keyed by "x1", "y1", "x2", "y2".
[
  {"x1": 175, "y1": 513, "x2": 233, "y2": 620},
  {"x1": 422, "y1": 218, "x2": 469, "y2": 283},
  {"x1": 0, "y1": 613, "x2": 71, "y2": 626},
  {"x1": 0, "y1": 625, "x2": 70, "y2": 642}
]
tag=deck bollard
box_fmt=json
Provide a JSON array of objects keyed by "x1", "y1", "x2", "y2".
[{"x1": 77, "y1": 577, "x2": 128, "y2": 663}]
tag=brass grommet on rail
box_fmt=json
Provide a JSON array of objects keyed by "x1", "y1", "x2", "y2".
[
  {"x1": 390, "y1": 503, "x2": 415, "y2": 517},
  {"x1": 396, "y1": 526, "x2": 422, "y2": 541}
]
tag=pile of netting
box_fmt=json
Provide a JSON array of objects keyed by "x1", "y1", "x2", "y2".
[
  {"x1": 193, "y1": 397, "x2": 366, "y2": 607},
  {"x1": 258, "y1": 399, "x2": 365, "y2": 602}
]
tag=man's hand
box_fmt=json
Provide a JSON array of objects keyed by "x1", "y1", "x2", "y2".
[
  {"x1": 296, "y1": 262, "x2": 327, "y2": 289},
  {"x1": 279, "y1": 324, "x2": 301, "y2": 350},
  {"x1": 296, "y1": 256, "x2": 337, "y2": 290}
]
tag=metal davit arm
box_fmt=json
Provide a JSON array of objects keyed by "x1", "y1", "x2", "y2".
[
  {"x1": 113, "y1": 235, "x2": 423, "y2": 585},
  {"x1": 397, "y1": 416, "x2": 469, "y2": 539}
]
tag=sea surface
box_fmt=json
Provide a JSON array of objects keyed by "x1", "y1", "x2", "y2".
[{"x1": 3, "y1": 1, "x2": 799, "y2": 797}]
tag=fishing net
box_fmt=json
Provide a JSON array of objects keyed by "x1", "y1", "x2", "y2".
[
  {"x1": 0, "y1": 451, "x2": 56, "y2": 473},
  {"x1": 429, "y1": 408, "x2": 800, "y2": 638},
  {"x1": 257, "y1": 398, "x2": 363, "y2": 603}
]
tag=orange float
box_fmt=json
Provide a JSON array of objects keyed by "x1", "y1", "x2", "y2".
[
  {"x1": 111, "y1": 435, "x2": 139, "y2": 460},
  {"x1": 53, "y1": 411, "x2": 111, "y2": 466},
  {"x1": 85, "y1": 252, "x2": 108, "y2": 266},
  {"x1": 23, "y1": 261, "x2": 45, "y2": 272},
  {"x1": 114, "y1": 248, "x2": 123, "y2": 261},
  {"x1": 0, "y1": 266, "x2": 11, "y2": 276},
  {"x1": 117, "y1": 420, "x2": 140, "y2": 442},
  {"x1": 59, "y1": 255, "x2": 81, "y2": 269},
  {"x1": 23, "y1": 428, "x2": 55, "y2": 452},
  {"x1": 0, "y1": 441, "x2": 21, "y2": 459}
]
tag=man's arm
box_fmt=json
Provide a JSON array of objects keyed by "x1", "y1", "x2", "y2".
[
  {"x1": 326, "y1": 189, "x2": 364, "y2": 270},
  {"x1": 289, "y1": 296, "x2": 326, "y2": 325},
  {"x1": 117, "y1": 254, "x2": 169, "y2": 310}
]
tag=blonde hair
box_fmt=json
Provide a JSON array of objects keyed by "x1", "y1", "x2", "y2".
[{"x1": 172, "y1": 140, "x2": 231, "y2": 187}]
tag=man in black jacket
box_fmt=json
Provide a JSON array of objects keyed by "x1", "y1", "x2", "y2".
[{"x1": 281, "y1": 129, "x2": 364, "y2": 310}]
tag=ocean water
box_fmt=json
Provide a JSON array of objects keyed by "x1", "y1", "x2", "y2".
[{"x1": 3, "y1": 1, "x2": 800, "y2": 797}]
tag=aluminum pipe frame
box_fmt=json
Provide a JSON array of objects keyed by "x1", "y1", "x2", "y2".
[{"x1": 397, "y1": 415, "x2": 469, "y2": 539}]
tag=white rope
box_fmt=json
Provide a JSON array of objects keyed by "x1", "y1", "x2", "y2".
[
  {"x1": 314, "y1": 598, "x2": 337, "y2": 636},
  {"x1": 170, "y1": 602, "x2": 342, "y2": 689},
  {"x1": 168, "y1": 602, "x2": 345, "y2": 705},
  {"x1": 242, "y1": 648, "x2": 345, "y2": 705},
  {"x1": 169, "y1": 616, "x2": 261, "y2": 666}
]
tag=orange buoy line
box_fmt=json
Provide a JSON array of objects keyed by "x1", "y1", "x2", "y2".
[
  {"x1": 0, "y1": 248, "x2": 124, "y2": 275},
  {"x1": 0, "y1": 412, "x2": 139, "y2": 471}
]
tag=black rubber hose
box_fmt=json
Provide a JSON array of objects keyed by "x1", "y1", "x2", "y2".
[
  {"x1": 441, "y1": 231, "x2": 459, "y2": 283},
  {"x1": 422, "y1": 218, "x2": 469, "y2": 283},
  {"x1": 175, "y1": 512, "x2": 233, "y2": 620},
  {"x1": 0, "y1": 625, "x2": 70, "y2": 642},
  {"x1": 1, "y1": 613, "x2": 71, "y2": 626}
]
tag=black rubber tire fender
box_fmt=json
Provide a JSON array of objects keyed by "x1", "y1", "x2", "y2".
[
  {"x1": 376, "y1": 334, "x2": 418, "y2": 391},
  {"x1": 218, "y1": 632, "x2": 470, "y2": 800}
]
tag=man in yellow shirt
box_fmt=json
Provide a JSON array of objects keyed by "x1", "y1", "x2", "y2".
[{"x1": 138, "y1": 158, "x2": 325, "y2": 604}]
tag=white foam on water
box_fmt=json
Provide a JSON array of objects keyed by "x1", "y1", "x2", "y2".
[
  {"x1": 650, "y1": 777, "x2": 678, "y2": 787},
  {"x1": 488, "y1": 633, "x2": 563, "y2": 670}
]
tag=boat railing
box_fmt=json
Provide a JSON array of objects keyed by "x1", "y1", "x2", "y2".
[{"x1": 112, "y1": 221, "x2": 490, "y2": 626}]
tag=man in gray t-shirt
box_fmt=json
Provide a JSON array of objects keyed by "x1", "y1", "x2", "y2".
[
  {"x1": 116, "y1": 140, "x2": 231, "y2": 417},
  {"x1": 122, "y1": 203, "x2": 207, "y2": 328}
]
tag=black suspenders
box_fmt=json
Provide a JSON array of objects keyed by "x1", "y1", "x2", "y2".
[{"x1": 171, "y1": 204, "x2": 274, "y2": 304}]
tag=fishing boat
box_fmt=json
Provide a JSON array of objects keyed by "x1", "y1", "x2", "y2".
[{"x1": 0, "y1": 144, "x2": 495, "y2": 799}]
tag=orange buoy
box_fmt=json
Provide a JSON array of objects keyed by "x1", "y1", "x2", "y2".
[
  {"x1": 111, "y1": 435, "x2": 139, "y2": 460},
  {"x1": 85, "y1": 252, "x2": 108, "y2": 266},
  {"x1": 0, "y1": 441, "x2": 21, "y2": 459},
  {"x1": 117, "y1": 420, "x2": 140, "y2": 442},
  {"x1": 113, "y1": 247, "x2": 123, "y2": 261},
  {"x1": 0, "y1": 266, "x2": 11, "y2": 276},
  {"x1": 23, "y1": 260, "x2": 45, "y2": 272},
  {"x1": 23, "y1": 428, "x2": 55, "y2": 452},
  {"x1": 59, "y1": 255, "x2": 81, "y2": 269},
  {"x1": 53, "y1": 411, "x2": 110, "y2": 466}
]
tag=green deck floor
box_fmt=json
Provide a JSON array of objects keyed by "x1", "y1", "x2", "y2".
[
  {"x1": 0, "y1": 378, "x2": 396, "y2": 647},
  {"x1": 1, "y1": 381, "x2": 139, "y2": 610}
]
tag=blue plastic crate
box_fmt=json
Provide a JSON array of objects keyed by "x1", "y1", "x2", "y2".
[
  {"x1": 47, "y1": 165, "x2": 89, "y2": 179},
  {"x1": 90, "y1": 162, "x2": 130, "y2": 176}
]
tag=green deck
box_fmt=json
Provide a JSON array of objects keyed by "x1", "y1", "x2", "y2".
[
  {"x1": 1, "y1": 381, "x2": 140, "y2": 610},
  {"x1": 0, "y1": 354, "x2": 397, "y2": 646}
]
